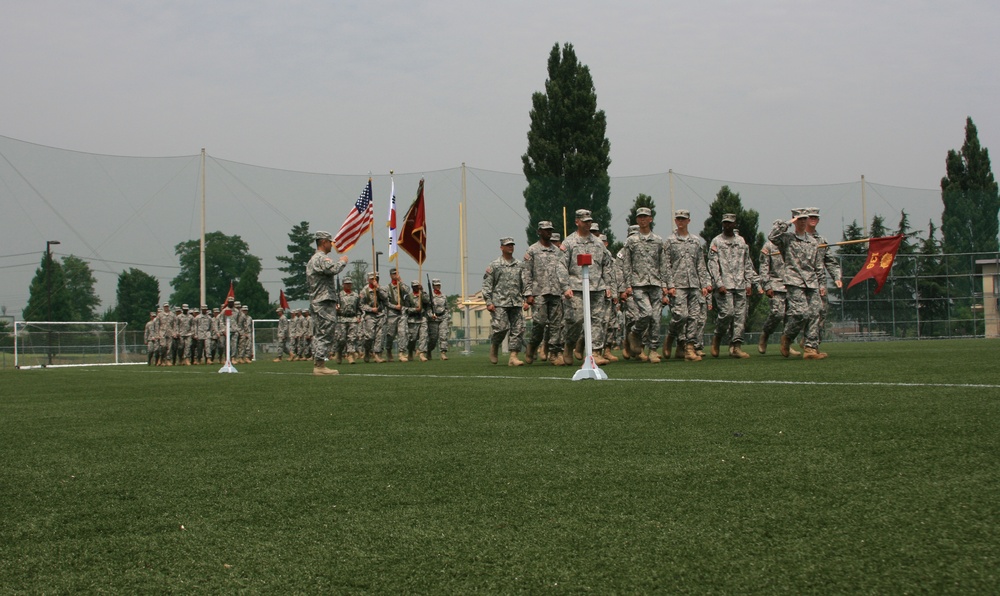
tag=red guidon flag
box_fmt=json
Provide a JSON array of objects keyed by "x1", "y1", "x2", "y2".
[
  {"x1": 847, "y1": 234, "x2": 904, "y2": 294},
  {"x1": 398, "y1": 178, "x2": 426, "y2": 265},
  {"x1": 279, "y1": 289, "x2": 290, "y2": 310},
  {"x1": 222, "y1": 281, "x2": 235, "y2": 315}
]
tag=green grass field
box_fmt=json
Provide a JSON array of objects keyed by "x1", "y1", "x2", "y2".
[{"x1": 2, "y1": 340, "x2": 999, "y2": 593}]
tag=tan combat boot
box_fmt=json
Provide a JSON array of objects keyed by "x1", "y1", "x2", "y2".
[
  {"x1": 592, "y1": 350, "x2": 609, "y2": 366},
  {"x1": 636, "y1": 348, "x2": 649, "y2": 363},
  {"x1": 603, "y1": 347, "x2": 619, "y2": 363},
  {"x1": 573, "y1": 338, "x2": 584, "y2": 361},
  {"x1": 373, "y1": 353, "x2": 385, "y2": 363},
  {"x1": 562, "y1": 348, "x2": 574, "y2": 366},
  {"x1": 627, "y1": 332, "x2": 643, "y2": 358},
  {"x1": 418, "y1": 352, "x2": 428, "y2": 362},
  {"x1": 662, "y1": 334, "x2": 674, "y2": 359},
  {"x1": 398, "y1": 352, "x2": 409, "y2": 363},
  {"x1": 684, "y1": 343, "x2": 702, "y2": 362},
  {"x1": 313, "y1": 360, "x2": 339, "y2": 376},
  {"x1": 508, "y1": 351, "x2": 524, "y2": 367},
  {"x1": 525, "y1": 343, "x2": 536, "y2": 364},
  {"x1": 711, "y1": 335, "x2": 722, "y2": 358},
  {"x1": 550, "y1": 352, "x2": 566, "y2": 366},
  {"x1": 538, "y1": 341, "x2": 548, "y2": 361},
  {"x1": 489, "y1": 342, "x2": 499, "y2": 364},
  {"x1": 780, "y1": 335, "x2": 792, "y2": 358},
  {"x1": 347, "y1": 354, "x2": 355, "y2": 364},
  {"x1": 674, "y1": 343, "x2": 685, "y2": 360},
  {"x1": 789, "y1": 345, "x2": 802, "y2": 357},
  {"x1": 648, "y1": 350, "x2": 661, "y2": 364},
  {"x1": 440, "y1": 352, "x2": 448, "y2": 361},
  {"x1": 730, "y1": 343, "x2": 750, "y2": 359},
  {"x1": 802, "y1": 347, "x2": 828, "y2": 360},
  {"x1": 758, "y1": 332, "x2": 769, "y2": 354}
]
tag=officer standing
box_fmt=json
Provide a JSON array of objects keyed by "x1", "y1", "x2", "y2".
[{"x1": 306, "y1": 230, "x2": 349, "y2": 375}]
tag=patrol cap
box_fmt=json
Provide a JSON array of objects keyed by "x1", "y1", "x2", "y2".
[
  {"x1": 636, "y1": 207, "x2": 652, "y2": 217},
  {"x1": 599, "y1": 234, "x2": 608, "y2": 242},
  {"x1": 182, "y1": 303, "x2": 189, "y2": 310},
  {"x1": 806, "y1": 207, "x2": 821, "y2": 217},
  {"x1": 367, "y1": 271, "x2": 376, "y2": 280},
  {"x1": 276, "y1": 307, "x2": 284, "y2": 312},
  {"x1": 537, "y1": 220, "x2": 555, "y2": 230},
  {"x1": 343, "y1": 278, "x2": 353, "y2": 285},
  {"x1": 627, "y1": 224, "x2": 640, "y2": 236},
  {"x1": 411, "y1": 280, "x2": 421, "y2": 286},
  {"x1": 551, "y1": 232, "x2": 561, "y2": 242},
  {"x1": 390, "y1": 267, "x2": 398, "y2": 274},
  {"x1": 163, "y1": 302, "x2": 170, "y2": 307},
  {"x1": 674, "y1": 209, "x2": 690, "y2": 220},
  {"x1": 314, "y1": 231, "x2": 333, "y2": 241},
  {"x1": 175, "y1": 306, "x2": 182, "y2": 312},
  {"x1": 149, "y1": 311, "x2": 156, "y2": 316},
  {"x1": 241, "y1": 305, "x2": 248, "y2": 311},
  {"x1": 212, "y1": 307, "x2": 220, "y2": 313},
  {"x1": 722, "y1": 213, "x2": 737, "y2": 223},
  {"x1": 575, "y1": 209, "x2": 593, "y2": 221},
  {"x1": 500, "y1": 237, "x2": 515, "y2": 246},
  {"x1": 201, "y1": 304, "x2": 208, "y2": 310},
  {"x1": 432, "y1": 278, "x2": 441, "y2": 285},
  {"x1": 234, "y1": 301, "x2": 241, "y2": 307},
  {"x1": 791, "y1": 208, "x2": 808, "y2": 220},
  {"x1": 589, "y1": 222, "x2": 600, "y2": 232}
]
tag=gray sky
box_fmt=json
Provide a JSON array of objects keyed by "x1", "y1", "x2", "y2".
[{"x1": 2, "y1": 0, "x2": 998, "y2": 317}]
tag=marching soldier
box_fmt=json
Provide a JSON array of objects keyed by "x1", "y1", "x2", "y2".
[
  {"x1": 359, "y1": 272, "x2": 387, "y2": 363},
  {"x1": 768, "y1": 209, "x2": 826, "y2": 359},
  {"x1": 156, "y1": 303, "x2": 173, "y2": 366},
  {"x1": 144, "y1": 311, "x2": 158, "y2": 366},
  {"x1": 335, "y1": 279, "x2": 361, "y2": 364},
  {"x1": 177, "y1": 304, "x2": 195, "y2": 365},
  {"x1": 523, "y1": 221, "x2": 570, "y2": 365},
  {"x1": 289, "y1": 310, "x2": 304, "y2": 360},
  {"x1": 663, "y1": 210, "x2": 712, "y2": 362},
  {"x1": 427, "y1": 279, "x2": 450, "y2": 360},
  {"x1": 483, "y1": 237, "x2": 528, "y2": 366},
  {"x1": 383, "y1": 268, "x2": 413, "y2": 362},
  {"x1": 758, "y1": 239, "x2": 799, "y2": 356},
  {"x1": 238, "y1": 305, "x2": 253, "y2": 363},
  {"x1": 193, "y1": 305, "x2": 212, "y2": 364},
  {"x1": 561, "y1": 209, "x2": 615, "y2": 366},
  {"x1": 707, "y1": 213, "x2": 759, "y2": 359},
  {"x1": 273, "y1": 308, "x2": 290, "y2": 362},
  {"x1": 406, "y1": 281, "x2": 430, "y2": 361},
  {"x1": 621, "y1": 208, "x2": 669, "y2": 363},
  {"x1": 806, "y1": 207, "x2": 843, "y2": 348}
]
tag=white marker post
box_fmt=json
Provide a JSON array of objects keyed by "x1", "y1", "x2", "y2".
[
  {"x1": 572, "y1": 253, "x2": 608, "y2": 381},
  {"x1": 218, "y1": 308, "x2": 238, "y2": 374}
]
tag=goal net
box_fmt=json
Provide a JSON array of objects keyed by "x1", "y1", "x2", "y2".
[{"x1": 14, "y1": 321, "x2": 145, "y2": 369}]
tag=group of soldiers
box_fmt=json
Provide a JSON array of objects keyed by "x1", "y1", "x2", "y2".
[
  {"x1": 483, "y1": 206, "x2": 841, "y2": 366},
  {"x1": 143, "y1": 300, "x2": 254, "y2": 366}
]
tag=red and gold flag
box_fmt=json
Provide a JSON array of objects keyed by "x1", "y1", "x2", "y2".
[
  {"x1": 846, "y1": 235, "x2": 904, "y2": 294},
  {"x1": 279, "y1": 289, "x2": 290, "y2": 310},
  {"x1": 398, "y1": 178, "x2": 426, "y2": 265}
]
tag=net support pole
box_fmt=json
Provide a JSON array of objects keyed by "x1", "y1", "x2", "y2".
[
  {"x1": 199, "y1": 148, "x2": 207, "y2": 308},
  {"x1": 114, "y1": 322, "x2": 120, "y2": 365}
]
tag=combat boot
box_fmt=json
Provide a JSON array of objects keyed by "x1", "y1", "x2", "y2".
[
  {"x1": 373, "y1": 353, "x2": 385, "y2": 363},
  {"x1": 574, "y1": 338, "x2": 584, "y2": 361},
  {"x1": 684, "y1": 343, "x2": 702, "y2": 362},
  {"x1": 398, "y1": 352, "x2": 409, "y2": 363},
  {"x1": 730, "y1": 343, "x2": 750, "y2": 359},
  {"x1": 592, "y1": 350, "x2": 609, "y2": 366},
  {"x1": 636, "y1": 349, "x2": 649, "y2": 363},
  {"x1": 789, "y1": 346, "x2": 802, "y2": 357},
  {"x1": 386, "y1": 352, "x2": 394, "y2": 363},
  {"x1": 335, "y1": 354, "x2": 342, "y2": 364},
  {"x1": 550, "y1": 352, "x2": 566, "y2": 366},
  {"x1": 758, "y1": 332, "x2": 769, "y2": 354},
  {"x1": 489, "y1": 341, "x2": 499, "y2": 364},
  {"x1": 662, "y1": 334, "x2": 674, "y2": 359},
  {"x1": 440, "y1": 352, "x2": 448, "y2": 361},
  {"x1": 603, "y1": 347, "x2": 619, "y2": 363},
  {"x1": 347, "y1": 354, "x2": 355, "y2": 364},
  {"x1": 780, "y1": 335, "x2": 792, "y2": 358},
  {"x1": 674, "y1": 343, "x2": 685, "y2": 360},
  {"x1": 648, "y1": 350, "x2": 661, "y2": 364},
  {"x1": 313, "y1": 362, "x2": 340, "y2": 376},
  {"x1": 802, "y1": 347, "x2": 828, "y2": 360},
  {"x1": 525, "y1": 343, "x2": 537, "y2": 364},
  {"x1": 621, "y1": 337, "x2": 632, "y2": 360},
  {"x1": 711, "y1": 335, "x2": 722, "y2": 358},
  {"x1": 627, "y1": 332, "x2": 643, "y2": 357},
  {"x1": 508, "y1": 351, "x2": 524, "y2": 367},
  {"x1": 562, "y1": 348, "x2": 574, "y2": 366},
  {"x1": 538, "y1": 341, "x2": 548, "y2": 361},
  {"x1": 418, "y1": 352, "x2": 428, "y2": 362}
]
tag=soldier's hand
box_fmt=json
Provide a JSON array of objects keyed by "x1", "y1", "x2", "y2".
[
  {"x1": 525, "y1": 296, "x2": 535, "y2": 306},
  {"x1": 668, "y1": 288, "x2": 677, "y2": 297},
  {"x1": 339, "y1": 255, "x2": 348, "y2": 264},
  {"x1": 766, "y1": 289, "x2": 774, "y2": 298},
  {"x1": 486, "y1": 304, "x2": 495, "y2": 312},
  {"x1": 563, "y1": 290, "x2": 573, "y2": 299},
  {"x1": 819, "y1": 287, "x2": 827, "y2": 297},
  {"x1": 702, "y1": 287, "x2": 711, "y2": 297},
  {"x1": 718, "y1": 285, "x2": 727, "y2": 295},
  {"x1": 661, "y1": 294, "x2": 670, "y2": 306},
  {"x1": 835, "y1": 280, "x2": 843, "y2": 289},
  {"x1": 745, "y1": 287, "x2": 752, "y2": 296}
]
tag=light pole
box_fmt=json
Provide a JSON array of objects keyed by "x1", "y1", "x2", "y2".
[{"x1": 45, "y1": 240, "x2": 61, "y2": 366}]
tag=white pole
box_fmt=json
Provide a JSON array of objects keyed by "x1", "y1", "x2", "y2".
[
  {"x1": 461, "y1": 163, "x2": 472, "y2": 355},
  {"x1": 218, "y1": 312, "x2": 238, "y2": 373},
  {"x1": 200, "y1": 148, "x2": 207, "y2": 308},
  {"x1": 13, "y1": 318, "x2": 18, "y2": 368},
  {"x1": 114, "y1": 322, "x2": 120, "y2": 365},
  {"x1": 572, "y1": 262, "x2": 608, "y2": 381}
]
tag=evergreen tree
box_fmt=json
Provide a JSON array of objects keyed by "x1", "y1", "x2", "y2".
[
  {"x1": 23, "y1": 253, "x2": 73, "y2": 322},
  {"x1": 61, "y1": 255, "x2": 100, "y2": 321},
  {"x1": 941, "y1": 117, "x2": 1000, "y2": 255},
  {"x1": 916, "y1": 221, "x2": 948, "y2": 337},
  {"x1": 277, "y1": 221, "x2": 313, "y2": 300},
  {"x1": 113, "y1": 268, "x2": 160, "y2": 330},
  {"x1": 522, "y1": 42, "x2": 613, "y2": 245},
  {"x1": 170, "y1": 232, "x2": 266, "y2": 315},
  {"x1": 348, "y1": 260, "x2": 369, "y2": 289},
  {"x1": 234, "y1": 259, "x2": 270, "y2": 317}
]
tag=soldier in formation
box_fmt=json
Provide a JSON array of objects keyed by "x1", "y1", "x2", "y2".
[
  {"x1": 620, "y1": 207, "x2": 669, "y2": 363},
  {"x1": 482, "y1": 236, "x2": 527, "y2": 366},
  {"x1": 335, "y1": 278, "x2": 361, "y2": 364},
  {"x1": 427, "y1": 279, "x2": 450, "y2": 360},
  {"x1": 523, "y1": 220, "x2": 569, "y2": 365},
  {"x1": 707, "y1": 213, "x2": 759, "y2": 359}
]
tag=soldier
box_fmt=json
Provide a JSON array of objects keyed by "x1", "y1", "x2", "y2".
[
  {"x1": 238, "y1": 305, "x2": 253, "y2": 363},
  {"x1": 551, "y1": 232, "x2": 562, "y2": 249},
  {"x1": 359, "y1": 272, "x2": 387, "y2": 363},
  {"x1": 303, "y1": 309, "x2": 314, "y2": 360},
  {"x1": 406, "y1": 281, "x2": 430, "y2": 361},
  {"x1": 177, "y1": 304, "x2": 195, "y2": 365},
  {"x1": 193, "y1": 305, "x2": 212, "y2": 364},
  {"x1": 523, "y1": 220, "x2": 570, "y2": 366},
  {"x1": 383, "y1": 268, "x2": 413, "y2": 362},
  {"x1": 427, "y1": 279, "x2": 450, "y2": 360},
  {"x1": 306, "y1": 230, "x2": 349, "y2": 375},
  {"x1": 561, "y1": 209, "x2": 615, "y2": 366},
  {"x1": 144, "y1": 311, "x2": 158, "y2": 366},
  {"x1": 806, "y1": 207, "x2": 843, "y2": 346},
  {"x1": 483, "y1": 237, "x2": 527, "y2": 366},
  {"x1": 758, "y1": 238, "x2": 799, "y2": 356},
  {"x1": 598, "y1": 233, "x2": 621, "y2": 363},
  {"x1": 621, "y1": 208, "x2": 670, "y2": 363},
  {"x1": 228, "y1": 301, "x2": 241, "y2": 363},
  {"x1": 273, "y1": 307, "x2": 290, "y2": 362},
  {"x1": 768, "y1": 209, "x2": 826, "y2": 359},
  {"x1": 617, "y1": 225, "x2": 640, "y2": 359},
  {"x1": 335, "y1": 279, "x2": 361, "y2": 364},
  {"x1": 707, "y1": 213, "x2": 759, "y2": 359},
  {"x1": 289, "y1": 310, "x2": 304, "y2": 360},
  {"x1": 663, "y1": 210, "x2": 712, "y2": 362},
  {"x1": 210, "y1": 307, "x2": 223, "y2": 363}
]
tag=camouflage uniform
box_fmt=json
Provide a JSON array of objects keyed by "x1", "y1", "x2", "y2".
[
  {"x1": 665, "y1": 233, "x2": 711, "y2": 347},
  {"x1": 707, "y1": 231, "x2": 758, "y2": 346},
  {"x1": 768, "y1": 219, "x2": 822, "y2": 349},
  {"x1": 238, "y1": 308, "x2": 253, "y2": 361},
  {"x1": 406, "y1": 285, "x2": 430, "y2": 357},
  {"x1": 427, "y1": 285, "x2": 450, "y2": 357},
  {"x1": 811, "y1": 230, "x2": 842, "y2": 342},
  {"x1": 482, "y1": 254, "x2": 527, "y2": 353},
  {"x1": 335, "y1": 286, "x2": 361, "y2": 359},
  {"x1": 194, "y1": 309, "x2": 212, "y2": 363},
  {"x1": 759, "y1": 240, "x2": 789, "y2": 337},
  {"x1": 622, "y1": 230, "x2": 669, "y2": 350},
  {"x1": 359, "y1": 279, "x2": 388, "y2": 358},
  {"x1": 177, "y1": 308, "x2": 194, "y2": 362},
  {"x1": 156, "y1": 305, "x2": 175, "y2": 365},
  {"x1": 562, "y1": 231, "x2": 614, "y2": 351},
  {"x1": 306, "y1": 248, "x2": 348, "y2": 363},
  {"x1": 383, "y1": 280, "x2": 413, "y2": 357},
  {"x1": 275, "y1": 311, "x2": 290, "y2": 359},
  {"x1": 523, "y1": 239, "x2": 569, "y2": 356},
  {"x1": 144, "y1": 314, "x2": 157, "y2": 365}
]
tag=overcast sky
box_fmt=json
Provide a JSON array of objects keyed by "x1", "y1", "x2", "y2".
[{"x1": 2, "y1": 0, "x2": 998, "y2": 317}]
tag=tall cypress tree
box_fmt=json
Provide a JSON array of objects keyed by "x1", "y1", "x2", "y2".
[
  {"x1": 277, "y1": 221, "x2": 313, "y2": 300},
  {"x1": 522, "y1": 42, "x2": 612, "y2": 245},
  {"x1": 941, "y1": 117, "x2": 1000, "y2": 255}
]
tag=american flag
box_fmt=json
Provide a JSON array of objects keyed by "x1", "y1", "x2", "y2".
[{"x1": 333, "y1": 179, "x2": 374, "y2": 253}]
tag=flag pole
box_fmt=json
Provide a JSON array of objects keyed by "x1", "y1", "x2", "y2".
[
  {"x1": 369, "y1": 175, "x2": 376, "y2": 270},
  {"x1": 819, "y1": 237, "x2": 872, "y2": 248}
]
